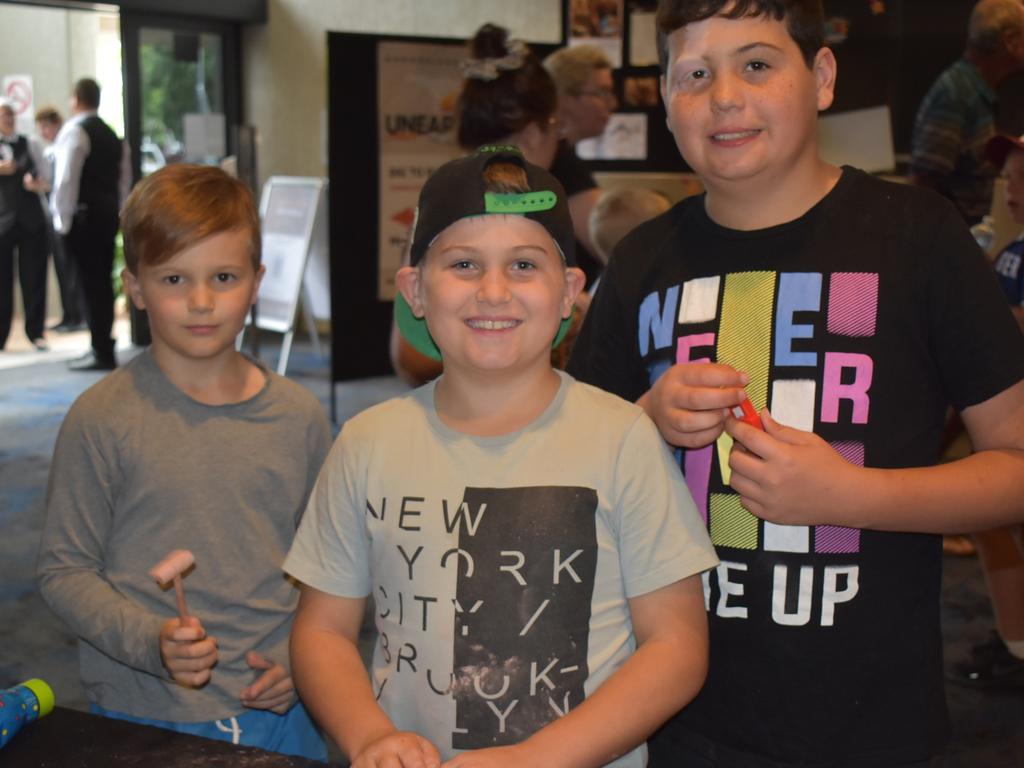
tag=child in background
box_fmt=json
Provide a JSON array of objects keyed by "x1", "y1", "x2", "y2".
[
  {"x1": 285, "y1": 146, "x2": 717, "y2": 767},
  {"x1": 569, "y1": 1, "x2": 1024, "y2": 765},
  {"x1": 589, "y1": 188, "x2": 672, "y2": 268},
  {"x1": 986, "y1": 132, "x2": 1024, "y2": 331},
  {"x1": 37, "y1": 164, "x2": 331, "y2": 760},
  {"x1": 549, "y1": 187, "x2": 671, "y2": 368},
  {"x1": 588, "y1": 187, "x2": 672, "y2": 291}
]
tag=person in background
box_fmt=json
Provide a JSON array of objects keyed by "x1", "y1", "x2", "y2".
[
  {"x1": 35, "y1": 105, "x2": 83, "y2": 334},
  {"x1": 50, "y1": 77, "x2": 127, "y2": 371},
  {"x1": 911, "y1": 0, "x2": 1024, "y2": 557},
  {"x1": 911, "y1": 0, "x2": 1024, "y2": 225},
  {"x1": 588, "y1": 187, "x2": 672, "y2": 270},
  {"x1": 544, "y1": 44, "x2": 619, "y2": 288},
  {"x1": 457, "y1": 23, "x2": 561, "y2": 170},
  {"x1": 986, "y1": 131, "x2": 1024, "y2": 330},
  {"x1": 551, "y1": 187, "x2": 672, "y2": 369},
  {"x1": 942, "y1": 130, "x2": 1024, "y2": 691},
  {"x1": 0, "y1": 98, "x2": 48, "y2": 352}
]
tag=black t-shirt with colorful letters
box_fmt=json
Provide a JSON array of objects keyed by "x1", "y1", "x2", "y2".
[{"x1": 569, "y1": 167, "x2": 1024, "y2": 765}]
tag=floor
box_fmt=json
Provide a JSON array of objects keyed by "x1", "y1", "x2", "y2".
[{"x1": 1, "y1": 321, "x2": 1021, "y2": 765}]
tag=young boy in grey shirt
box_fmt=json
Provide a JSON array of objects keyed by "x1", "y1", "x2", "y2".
[{"x1": 37, "y1": 164, "x2": 331, "y2": 760}]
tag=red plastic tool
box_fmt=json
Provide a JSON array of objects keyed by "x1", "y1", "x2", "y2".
[{"x1": 731, "y1": 397, "x2": 763, "y2": 430}]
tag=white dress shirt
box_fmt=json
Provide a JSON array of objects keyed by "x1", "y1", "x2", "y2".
[{"x1": 50, "y1": 111, "x2": 131, "y2": 235}]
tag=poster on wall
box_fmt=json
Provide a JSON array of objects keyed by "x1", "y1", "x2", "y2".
[
  {"x1": 577, "y1": 113, "x2": 648, "y2": 160},
  {"x1": 628, "y1": 10, "x2": 658, "y2": 67},
  {"x1": 568, "y1": 0, "x2": 625, "y2": 67},
  {"x1": 2, "y1": 74, "x2": 35, "y2": 136},
  {"x1": 376, "y1": 41, "x2": 463, "y2": 301}
]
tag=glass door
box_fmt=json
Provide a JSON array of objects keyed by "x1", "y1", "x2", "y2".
[{"x1": 121, "y1": 13, "x2": 240, "y2": 182}]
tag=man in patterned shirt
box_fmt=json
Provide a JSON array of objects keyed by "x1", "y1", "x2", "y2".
[{"x1": 911, "y1": 0, "x2": 1024, "y2": 225}]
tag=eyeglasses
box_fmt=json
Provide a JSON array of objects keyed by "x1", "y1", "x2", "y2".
[{"x1": 576, "y1": 89, "x2": 616, "y2": 104}]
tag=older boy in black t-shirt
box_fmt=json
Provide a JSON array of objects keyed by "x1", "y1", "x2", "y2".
[{"x1": 569, "y1": 1, "x2": 1024, "y2": 765}]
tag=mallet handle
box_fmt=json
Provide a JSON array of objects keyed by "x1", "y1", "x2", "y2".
[{"x1": 173, "y1": 574, "x2": 189, "y2": 620}]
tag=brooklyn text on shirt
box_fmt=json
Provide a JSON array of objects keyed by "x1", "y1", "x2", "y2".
[{"x1": 365, "y1": 485, "x2": 602, "y2": 747}]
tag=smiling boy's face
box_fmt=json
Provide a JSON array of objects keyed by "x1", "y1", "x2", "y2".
[
  {"x1": 1004, "y1": 149, "x2": 1024, "y2": 226},
  {"x1": 659, "y1": 11, "x2": 834, "y2": 193},
  {"x1": 397, "y1": 214, "x2": 583, "y2": 379}
]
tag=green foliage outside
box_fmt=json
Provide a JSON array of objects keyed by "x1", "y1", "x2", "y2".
[{"x1": 139, "y1": 32, "x2": 221, "y2": 156}]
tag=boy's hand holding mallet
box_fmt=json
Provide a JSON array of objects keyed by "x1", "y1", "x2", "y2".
[{"x1": 150, "y1": 550, "x2": 218, "y2": 688}]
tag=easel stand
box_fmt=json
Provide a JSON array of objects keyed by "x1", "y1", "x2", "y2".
[
  {"x1": 246, "y1": 176, "x2": 329, "y2": 377},
  {"x1": 240, "y1": 286, "x2": 323, "y2": 376}
]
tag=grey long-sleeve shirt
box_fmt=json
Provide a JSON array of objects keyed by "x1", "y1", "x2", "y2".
[{"x1": 37, "y1": 350, "x2": 331, "y2": 722}]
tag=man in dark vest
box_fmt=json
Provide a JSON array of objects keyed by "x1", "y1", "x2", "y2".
[{"x1": 51, "y1": 78, "x2": 124, "y2": 370}]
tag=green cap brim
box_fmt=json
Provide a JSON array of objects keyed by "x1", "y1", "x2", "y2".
[{"x1": 393, "y1": 294, "x2": 574, "y2": 363}]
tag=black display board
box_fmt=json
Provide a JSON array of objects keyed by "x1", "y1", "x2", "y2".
[{"x1": 328, "y1": 32, "x2": 395, "y2": 381}]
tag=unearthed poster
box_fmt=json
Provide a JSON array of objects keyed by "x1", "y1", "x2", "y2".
[{"x1": 377, "y1": 41, "x2": 462, "y2": 300}]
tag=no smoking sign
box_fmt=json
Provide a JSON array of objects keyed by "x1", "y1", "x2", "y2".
[{"x1": 2, "y1": 74, "x2": 35, "y2": 134}]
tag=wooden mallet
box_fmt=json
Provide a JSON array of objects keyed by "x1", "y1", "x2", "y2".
[{"x1": 149, "y1": 549, "x2": 195, "y2": 621}]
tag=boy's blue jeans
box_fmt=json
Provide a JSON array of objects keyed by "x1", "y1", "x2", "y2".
[{"x1": 90, "y1": 700, "x2": 326, "y2": 762}]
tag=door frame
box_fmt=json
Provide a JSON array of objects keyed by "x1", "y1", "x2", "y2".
[{"x1": 120, "y1": 11, "x2": 241, "y2": 183}]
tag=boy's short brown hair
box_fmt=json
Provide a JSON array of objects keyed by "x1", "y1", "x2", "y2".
[
  {"x1": 34, "y1": 106, "x2": 62, "y2": 126},
  {"x1": 656, "y1": 0, "x2": 825, "y2": 71},
  {"x1": 121, "y1": 164, "x2": 261, "y2": 274}
]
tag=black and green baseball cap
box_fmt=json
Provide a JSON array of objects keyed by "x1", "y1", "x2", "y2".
[{"x1": 395, "y1": 145, "x2": 576, "y2": 361}]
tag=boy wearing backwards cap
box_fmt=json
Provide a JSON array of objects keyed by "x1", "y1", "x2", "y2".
[
  {"x1": 285, "y1": 146, "x2": 717, "y2": 767},
  {"x1": 37, "y1": 164, "x2": 331, "y2": 759}
]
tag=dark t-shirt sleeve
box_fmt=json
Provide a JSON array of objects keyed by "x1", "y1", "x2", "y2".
[
  {"x1": 568, "y1": 241, "x2": 648, "y2": 402},
  {"x1": 925, "y1": 203, "x2": 1024, "y2": 410},
  {"x1": 549, "y1": 140, "x2": 596, "y2": 196}
]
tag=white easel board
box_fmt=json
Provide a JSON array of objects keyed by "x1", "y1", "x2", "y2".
[
  {"x1": 250, "y1": 176, "x2": 328, "y2": 373},
  {"x1": 255, "y1": 177, "x2": 326, "y2": 330}
]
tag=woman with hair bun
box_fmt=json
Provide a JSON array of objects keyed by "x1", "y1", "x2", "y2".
[
  {"x1": 456, "y1": 23, "x2": 561, "y2": 169},
  {"x1": 457, "y1": 24, "x2": 605, "y2": 288}
]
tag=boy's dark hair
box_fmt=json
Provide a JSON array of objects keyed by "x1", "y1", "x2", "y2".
[
  {"x1": 121, "y1": 164, "x2": 261, "y2": 274},
  {"x1": 457, "y1": 23, "x2": 558, "y2": 150},
  {"x1": 656, "y1": 0, "x2": 825, "y2": 70},
  {"x1": 73, "y1": 78, "x2": 102, "y2": 109}
]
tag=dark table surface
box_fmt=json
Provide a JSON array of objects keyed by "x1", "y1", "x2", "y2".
[{"x1": 2, "y1": 706, "x2": 340, "y2": 766}]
